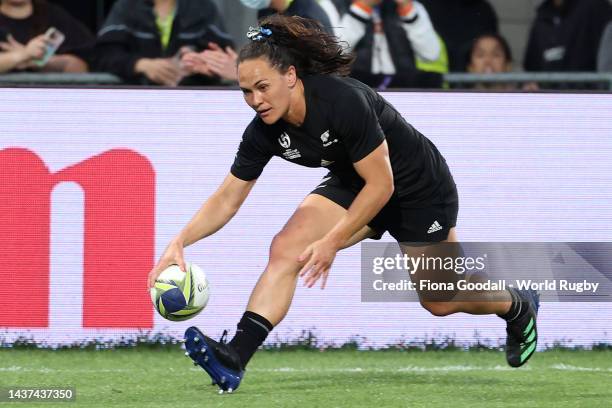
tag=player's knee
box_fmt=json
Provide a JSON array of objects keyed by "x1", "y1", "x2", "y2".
[
  {"x1": 420, "y1": 301, "x2": 457, "y2": 317},
  {"x1": 269, "y1": 231, "x2": 305, "y2": 266}
]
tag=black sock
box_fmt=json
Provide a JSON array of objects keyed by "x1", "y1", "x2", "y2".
[
  {"x1": 498, "y1": 288, "x2": 528, "y2": 322},
  {"x1": 228, "y1": 311, "x2": 273, "y2": 368}
]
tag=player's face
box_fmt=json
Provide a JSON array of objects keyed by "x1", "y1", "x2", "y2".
[
  {"x1": 238, "y1": 57, "x2": 296, "y2": 125},
  {"x1": 468, "y1": 37, "x2": 510, "y2": 74}
]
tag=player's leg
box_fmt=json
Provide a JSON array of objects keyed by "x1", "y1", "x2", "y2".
[
  {"x1": 400, "y1": 228, "x2": 539, "y2": 367},
  {"x1": 185, "y1": 185, "x2": 376, "y2": 391},
  {"x1": 245, "y1": 193, "x2": 374, "y2": 325},
  {"x1": 401, "y1": 228, "x2": 512, "y2": 317}
]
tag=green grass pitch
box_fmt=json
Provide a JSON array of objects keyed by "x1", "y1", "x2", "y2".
[{"x1": 1, "y1": 348, "x2": 611, "y2": 407}]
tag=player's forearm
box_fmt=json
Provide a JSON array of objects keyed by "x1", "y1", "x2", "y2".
[
  {"x1": 176, "y1": 193, "x2": 239, "y2": 247},
  {"x1": 325, "y1": 182, "x2": 394, "y2": 247}
]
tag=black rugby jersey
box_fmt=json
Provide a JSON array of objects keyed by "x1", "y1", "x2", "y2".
[{"x1": 231, "y1": 74, "x2": 455, "y2": 207}]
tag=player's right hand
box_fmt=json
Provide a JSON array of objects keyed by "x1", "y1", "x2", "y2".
[{"x1": 148, "y1": 239, "x2": 187, "y2": 288}]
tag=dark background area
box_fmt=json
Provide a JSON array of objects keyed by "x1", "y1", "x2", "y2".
[{"x1": 49, "y1": 0, "x2": 118, "y2": 34}]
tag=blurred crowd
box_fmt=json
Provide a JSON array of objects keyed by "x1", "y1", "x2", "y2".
[{"x1": 0, "y1": 0, "x2": 611, "y2": 89}]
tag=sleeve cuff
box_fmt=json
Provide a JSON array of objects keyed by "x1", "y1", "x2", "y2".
[
  {"x1": 399, "y1": 2, "x2": 419, "y2": 23},
  {"x1": 350, "y1": 2, "x2": 373, "y2": 21},
  {"x1": 230, "y1": 167, "x2": 259, "y2": 182},
  {"x1": 397, "y1": 2, "x2": 415, "y2": 17}
]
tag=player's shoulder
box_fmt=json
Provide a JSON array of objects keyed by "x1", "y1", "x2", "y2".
[
  {"x1": 242, "y1": 116, "x2": 280, "y2": 145},
  {"x1": 304, "y1": 74, "x2": 377, "y2": 104},
  {"x1": 244, "y1": 116, "x2": 269, "y2": 136}
]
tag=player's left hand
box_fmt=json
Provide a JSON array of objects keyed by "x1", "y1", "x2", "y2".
[{"x1": 298, "y1": 237, "x2": 341, "y2": 289}]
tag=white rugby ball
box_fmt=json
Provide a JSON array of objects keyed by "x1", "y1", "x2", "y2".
[{"x1": 150, "y1": 263, "x2": 210, "y2": 321}]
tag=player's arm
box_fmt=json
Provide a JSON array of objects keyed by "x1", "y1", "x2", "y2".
[
  {"x1": 148, "y1": 173, "x2": 255, "y2": 286},
  {"x1": 325, "y1": 141, "x2": 394, "y2": 247},
  {"x1": 178, "y1": 173, "x2": 256, "y2": 246},
  {"x1": 299, "y1": 141, "x2": 394, "y2": 288}
]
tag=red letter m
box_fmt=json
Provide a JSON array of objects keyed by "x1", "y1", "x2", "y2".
[{"x1": 0, "y1": 148, "x2": 154, "y2": 328}]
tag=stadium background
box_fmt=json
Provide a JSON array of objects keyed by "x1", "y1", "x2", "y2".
[
  {"x1": 45, "y1": 0, "x2": 545, "y2": 69},
  {"x1": 1, "y1": 1, "x2": 611, "y2": 406},
  {"x1": 2, "y1": 88, "x2": 611, "y2": 349}
]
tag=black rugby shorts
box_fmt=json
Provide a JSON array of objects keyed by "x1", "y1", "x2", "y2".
[{"x1": 310, "y1": 172, "x2": 458, "y2": 243}]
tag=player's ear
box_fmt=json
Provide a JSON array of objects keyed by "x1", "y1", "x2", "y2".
[{"x1": 285, "y1": 65, "x2": 297, "y2": 88}]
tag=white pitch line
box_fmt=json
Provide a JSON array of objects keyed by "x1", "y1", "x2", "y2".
[
  {"x1": 550, "y1": 364, "x2": 612, "y2": 373},
  {"x1": 2, "y1": 365, "x2": 611, "y2": 373},
  {"x1": 246, "y1": 365, "x2": 522, "y2": 373}
]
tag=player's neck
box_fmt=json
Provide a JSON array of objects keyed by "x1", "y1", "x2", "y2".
[
  {"x1": 0, "y1": 2, "x2": 33, "y2": 19},
  {"x1": 283, "y1": 79, "x2": 306, "y2": 127}
]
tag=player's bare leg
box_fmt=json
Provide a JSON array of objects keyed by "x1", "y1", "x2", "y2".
[
  {"x1": 401, "y1": 228, "x2": 513, "y2": 316},
  {"x1": 401, "y1": 228, "x2": 540, "y2": 367},
  {"x1": 185, "y1": 194, "x2": 374, "y2": 392},
  {"x1": 247, "y1": 194, "x2": 374, "y2": 324}
]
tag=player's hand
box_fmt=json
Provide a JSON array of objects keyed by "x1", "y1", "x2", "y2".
[
  {"x1": 135, "y1": 58, "x2": 183, "y2": 86},
  {"x1": 395, "y1": 0, "x2": 413, "y2": 6},
  {"x1": 298, "y1": 237, "x2": 340, "y2": 289},
  {"x1": 148, "y1": 238, "x2": 187, "y2": 288}
]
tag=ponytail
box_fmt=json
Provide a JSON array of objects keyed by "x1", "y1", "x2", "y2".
[{"x1": 238, "y1": 14, "x2": 354, "y2": 76}]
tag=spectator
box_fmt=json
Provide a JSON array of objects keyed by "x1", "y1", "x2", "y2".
[
  {"x1": 597, "y1": 21, "x2": 612, "y2": 72},
  {"x1": 241, "y1": 0, "x2": 334, "y2": 35},
  {"x1": 182, "y1": 0, "x2": 335, "y2": 82},
  {"x1": 524, "y1": 0, "x2": 612, "y2": 72},
  {"x1": 335, "y1": 0, "x2": 446, "y2": 89},
  {"x1": 419, "y1": 0, "x2": 498, "y2": 72},
  {"x1": 94, "y1": 0, "x2": 234, "y2": 86},
  {"x1": 0, "y1": 0, "x2": 93, "y2": 74},
  {"x1": 182, "y1": 41, "x2": 238, "y2": 82},
  {"x1": 466, "y1": 33, "x2": 514, "y2": 90},
  {"x1": 317, "y1": 0, "x2": 343, "y2": 31}
]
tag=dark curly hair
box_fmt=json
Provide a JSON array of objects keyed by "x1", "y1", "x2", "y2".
[{"x1": 238, "y1": 14, "x2": 354, "y2": 77}]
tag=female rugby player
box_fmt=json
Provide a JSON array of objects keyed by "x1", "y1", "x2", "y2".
[{"x1": 147, "y1": 14, "x2": 539, "y2": 393}]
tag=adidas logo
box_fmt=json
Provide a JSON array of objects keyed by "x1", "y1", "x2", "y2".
[{"x1": 427, "y1": 221, "x2": 443, "y2": 234}]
